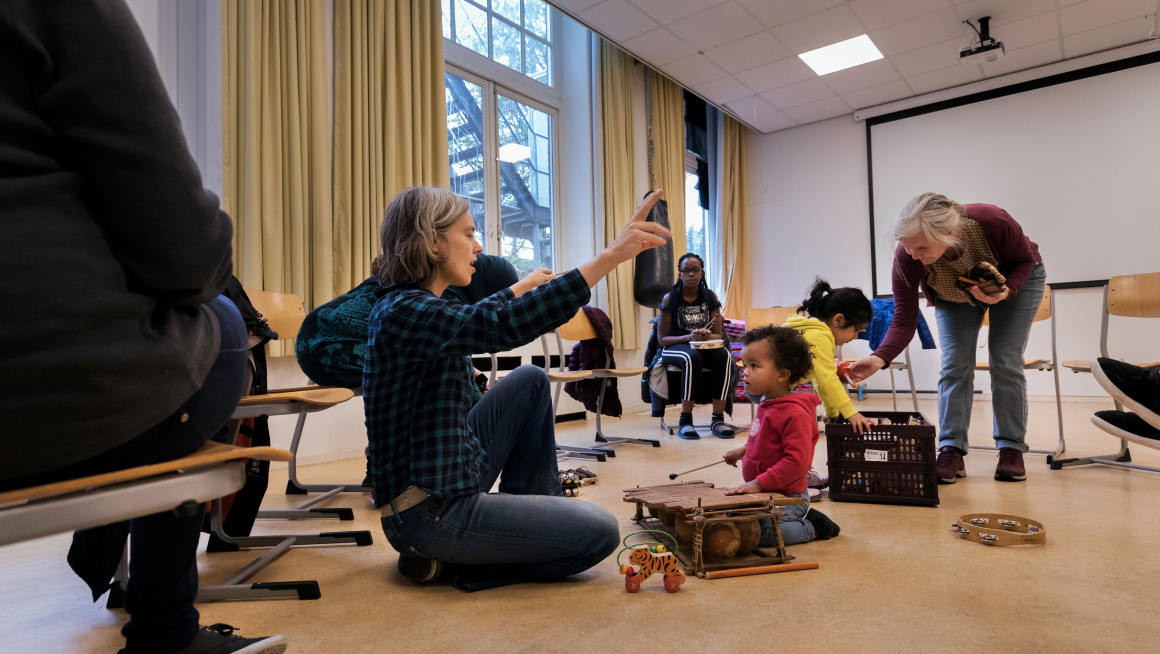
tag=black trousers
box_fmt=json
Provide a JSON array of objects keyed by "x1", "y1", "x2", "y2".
[{"x1": 660, "y1": 343, "x2": 732, "y2": 403}]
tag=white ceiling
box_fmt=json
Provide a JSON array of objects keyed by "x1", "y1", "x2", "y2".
[{"x1": 550, "y1": 0, "x2": 1160, "y2": 134}]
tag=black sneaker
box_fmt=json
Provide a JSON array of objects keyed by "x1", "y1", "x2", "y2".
[
  {"x1": 805, "y1": 508, "x2": 840, "y2": 540},
  {"x1": 398, "y1": 548, "x2": 442, "y2": 583},
  {"x1": 1092, "y1": 358, "x2": 1160, "y2": 430},
  {"x1": 127, "y1": 624, "x2": 287, "y2": 654},
  {"x1": 677, "y1": 424, "x2": 700, "y2": 440},
  {"x1": 1091, "y1": 410, "x2": 1160, "y2": 441}
]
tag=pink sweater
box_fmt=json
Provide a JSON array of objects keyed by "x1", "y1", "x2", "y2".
[
  {"x1": 873, "y1": 203, "x2": 1043, "y2": 364},
  {"x1": 741, "y1": 393, "x2": 821, "y2": 495}
]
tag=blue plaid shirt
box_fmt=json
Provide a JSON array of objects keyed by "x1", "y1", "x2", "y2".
[{"x1": 363, "y1": 268, "x2": 591, "y2": 506}]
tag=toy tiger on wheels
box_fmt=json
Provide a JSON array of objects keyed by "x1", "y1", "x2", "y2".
[{"x1": 616, "y1": 531, "x2": 686, "y2": 593}]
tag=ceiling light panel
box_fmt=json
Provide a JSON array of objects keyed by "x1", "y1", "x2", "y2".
[{"x1": 798, "y1": 34, "x2": 885, "y2": 76}]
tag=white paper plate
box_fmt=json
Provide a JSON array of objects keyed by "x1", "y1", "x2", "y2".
[{"x1": 690, "y1": 339, "x2": 724, "y2": 349}]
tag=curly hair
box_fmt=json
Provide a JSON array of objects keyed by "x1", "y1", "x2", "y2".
[{"x1": 740, "y1": 325, "x2": 814, "y2": 385}]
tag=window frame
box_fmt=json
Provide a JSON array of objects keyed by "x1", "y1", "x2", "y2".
[
  {"x1": 443, "y1": 2, "x2": 562, "y2": 106},
  {"x1": 446, "y1": 62, "x2": 561, "y2": 270},
  {"x1": 683, "y1": 150, "x2": 712, "y2": 290}
]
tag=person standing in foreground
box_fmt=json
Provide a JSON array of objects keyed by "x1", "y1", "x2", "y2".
[{"x1": 849, "y1": 193, "x2": 1045, "y2": 484}]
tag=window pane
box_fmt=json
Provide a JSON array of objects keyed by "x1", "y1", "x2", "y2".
[
  {"x1": 441, "y1": 0, "x2": 451, "y2": 40},
  {"x1": 491, "y1": 17, "x2": 522, "y2": 72},
  {"x1": 446, "y1": 74, "x2": 487, "y2": 248},
  {"x1": 497, "y1": 95, "x2": 553, "y2": 275},
  {"x1": 525, "y1": 35, "x2": 551, "y2": 85},
  {"x1": 523, "y1": 0, "x2": 550, "y2": 40},
  {"x1": 685, "y1": 171, "x2": 707, "y2": 267},
  {"x1": 455, "y1": 0, "x2": 488, "y2": 57},
  {"x1": 492, "y1": 0, "x2": 520, "y2": 24}
]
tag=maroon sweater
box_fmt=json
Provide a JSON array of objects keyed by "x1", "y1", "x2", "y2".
[{"x1": 873, "y1": 204, "x2": 1043, "y2": 364}]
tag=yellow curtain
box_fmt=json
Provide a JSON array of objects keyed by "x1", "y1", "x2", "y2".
[
  {"x1": 599, "y1": 41, "x2": 639, "y2": 351},
  {"x1": 647, "y1": 70, "x2": 686, "y2": 271},
  {"x1": 332, "y1": 0, "x2": 449, "y2": 295},
  {"x1": 720, "y1": 116, "x2": 751, "y2": 319},
  {"x1": 222, "y1": 0, "x2": 330, "y2": 315}
]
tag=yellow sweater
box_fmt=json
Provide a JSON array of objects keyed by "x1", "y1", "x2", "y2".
[{"x1": 784, "y1": 314, "x2": 857, "y2": 419}]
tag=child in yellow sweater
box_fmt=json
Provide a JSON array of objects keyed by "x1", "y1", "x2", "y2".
[{"x1": 785, "y1": 279, "x2": 874, "y2": 435}]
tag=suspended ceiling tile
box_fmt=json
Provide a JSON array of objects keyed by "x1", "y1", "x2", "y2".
[
  {"x1": 840, "y1": 78, "x2": 915, "y2": 110},
  {"x1": 627, "y1": 0, "x2": 729, "y2": 25},
  {"x1": 995, "y1": 11, "x2": 1061, "y2": 51},
  {"x1": 734, "y1": 56, "x2": 817, "y2": 93},
  {"x1": 1060, "y1": 0, "x2": 1158, "y2": 36},
  {"x1": 579, "y1": 0, "x2": 657, "y2": 41},
  {"x1": 622, "y1": 28, "x2": 696, "y2": 66},
  {"x1": 667, "y1": 1, "x2": 765, "y2": 51},
  {"x1": 749, "y1": 111, "x2": 798, "y2": 133},
  {"x1": 819, "y1": 58, "x2": 901, "y2": 95},
  {"x1": 890, "y1": 36, "x2": 967, "y2": 77},
  {"x1": 905, "y1": 61, "x2": 984, "y2": 95},
  {"x1": 551, "y1": 0, "x2": 604, "y2": 13},
  {"x1": 703, "y1": 31, "x2": 793, "y2": 75},
  {"x1": 955, "y1": 0, "x2": 1057, "y2": 26},
  {"x1": 736, "y1": 0, "x2": 845, "y2": 29},
  {"x1": 759, "y1": 78, "x2": 835, "y2": 110},
  {"x1": 770, "y1": 4, "x2": 869, "y2": 54},
  {"x1": 725, "y1": 95, "x2": 778, "y2": 120},
  {"x1": 849, "y1": 0, "x2": 952, "y2": 32},
  {"x1": 782, "y1": 95, "x2": 854, "y2": 124},
  {"x1": 695, "y1": 76, "x2": 756, "y2": 105},
  {"x1": 661, "y1": 53, "x2": 727, "y2": 87},
  {"x1": 1062, "y1": 15, "x2": 1155, "y2": 58},
  {"x1": 980, "y1": 39, "x2": 1062, "y2": 78},
  {"x1": 871, "y1": 8, "x2": 966, "y2": 57}
]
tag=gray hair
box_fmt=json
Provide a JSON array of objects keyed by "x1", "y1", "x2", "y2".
[
  {"x1": 893, "y1": 192, "x2": 965, "y2": 249},
  {"x1": 377, "y1": 186, "x2": 470, "y2": 287}
]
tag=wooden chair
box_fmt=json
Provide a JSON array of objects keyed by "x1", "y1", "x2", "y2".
[
  {"x1": 244, "y1": 289, "x2": 370, "y2": 502},
  {"x1": 548, "y1": 309, "x2": 657, "y2": 450},
  {"x1": 968, "y1": 285, "x2": 1067, "y2": 463},
  {"x1": 536, "y1": 332, "x2": 612, "y2": 462},
  {"x1": 0, "y1": 442, "x2": 327, "y2": 602},
  {"x1": 1056, "y1": 272, "x2": 1160, "y2": 471}
]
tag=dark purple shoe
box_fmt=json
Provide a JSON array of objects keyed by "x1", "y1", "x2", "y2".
[{"x1": 1092, "y1": 358, "x2": 1160, "y2": 430}]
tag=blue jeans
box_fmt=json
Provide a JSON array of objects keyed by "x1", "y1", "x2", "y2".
[
  {"x1": 758, "y1": 490, "x2": 814, "y2": 547},
  {"x1": 934, "y1": 266, "x2": 1047, "y2": 454},
  {"x1": 380, "y1": 365, "x2": 621, "y2": 592}
]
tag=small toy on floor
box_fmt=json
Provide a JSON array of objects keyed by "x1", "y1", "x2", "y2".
[
  {"x1": 560, "y1": 470, "x2": 582, "y2": 497},
  {"x1": 617, "y1": 530, "x2": 685, "y2": 593}
]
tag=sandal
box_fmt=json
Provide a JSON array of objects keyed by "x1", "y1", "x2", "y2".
[
  {"x1": 677, "y1": 424, "x2": 700, "y2": 440},
  {"x1": 710, "y1": 420, "x2": 735, "y2": 439}
]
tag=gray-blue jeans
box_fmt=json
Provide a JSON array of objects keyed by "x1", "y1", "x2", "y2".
[
  {"x1": 758, "y1": 490, "x2": 814, "y2": 546},
  {"x1": 380, "y1": 366, "x2": 620, "y2": 592},
  {"x1": 934, "y1": 266, "x2": 1047, "y2": 453}
]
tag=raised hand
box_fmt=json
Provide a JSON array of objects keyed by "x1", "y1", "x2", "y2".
[
  {"x1": 603, "y1": 190, "x2": 670, "y2": 265},
  {"x1": 510, "y1": 267, "x2": 556, "y2": 297}
]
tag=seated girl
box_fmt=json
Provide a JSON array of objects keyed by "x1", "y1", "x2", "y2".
[
  {"x1": 366, "y1": 186, "x2": 668, "y2": 592},
  {"x1": 658, "y1": 253, "x2": 735, "y2": 440}
]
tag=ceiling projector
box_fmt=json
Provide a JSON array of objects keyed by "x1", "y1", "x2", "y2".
[{"x1": 960, "y1": 16, "x2": 1005, "y2": 66}]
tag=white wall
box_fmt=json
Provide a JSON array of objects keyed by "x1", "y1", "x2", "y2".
[{"x1": 746, "y1": 114, "x2": 1157, "y2": 401}]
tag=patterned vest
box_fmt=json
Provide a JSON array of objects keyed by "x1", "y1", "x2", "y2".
[{"x1": 924, "y1": 219, "x2": 998, "y2": 304}]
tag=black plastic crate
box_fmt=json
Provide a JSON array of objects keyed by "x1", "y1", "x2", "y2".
[{"x1": 825, "y1": 411, "x2": 938, "y2": 507}]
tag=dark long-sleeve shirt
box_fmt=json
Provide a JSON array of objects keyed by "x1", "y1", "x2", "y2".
[
  {"x1": 0, "y1": 0, "x2": 233, "y2": 480},
  {"x1": 363, "y1": 269, "x2": 590, "y2": 506},
  {"x1": 873, "y1": 203, "x2": 1042, "y2": 364}
]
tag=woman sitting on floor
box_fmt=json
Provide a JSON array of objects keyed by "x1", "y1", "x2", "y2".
[{"x1": 366, "y1": 186, "x2": 668, "y2": 591}]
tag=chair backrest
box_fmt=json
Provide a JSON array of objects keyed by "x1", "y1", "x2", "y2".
[
  {"x1": 558, "y1": 309, "x2": 598, "y2": 341},
  {"x1": 746, "y1": 306, "x2": 800, "y2": 329},
  {"x1": 983, "y1": 284, "x2": 1051, "y2": 326},
  {"x1": 245, "y1": 288, "x2": 307, "y2": 339},
  {"x1": 1107, "y1": 272, "x2": 1160, "y2": 318}
]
